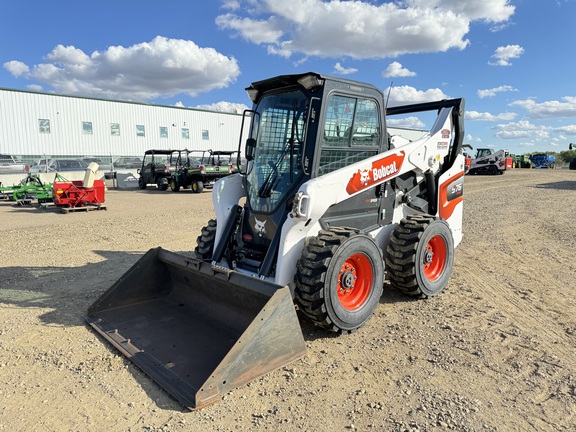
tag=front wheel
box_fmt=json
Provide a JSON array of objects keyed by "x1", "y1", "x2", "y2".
[
  {"x1": 170, "y1": 178, "x2": 180, "y2": 192},
  {"x1": 194, "y1": 219, "x2": 217, "y2": 260},
  {"x1": 386, "y1": 214, "x2": 454, "y2": 298},
  {"x1": 191, "y1": 180, "x2": 204, "y2": 193},
  {"x1": 295, "y1": 227, "x2": 384, "y2": 334},
  {"x1": 138, "y1": 177, "x2": 146, "y2": 189}
]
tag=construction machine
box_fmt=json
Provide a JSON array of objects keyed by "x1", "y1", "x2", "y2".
[
  {"x1": 468, "y1": 147, "x2": 512, "y2": 175},
  {"x1": 87, "y1": 72, "x2": 465, "y2": 410}
]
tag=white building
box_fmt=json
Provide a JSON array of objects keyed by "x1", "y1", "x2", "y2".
[
  {"x1": 0, "y1": 87, "x2": 246, "y2": 164},
  {"x1": 0, "y1": 87, "x2": 426, "y2": 166}
]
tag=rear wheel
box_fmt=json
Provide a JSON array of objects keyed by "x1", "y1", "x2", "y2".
[
  {"x1": 386, "y1": 214, "x2": 454, "y2": 298},
  {"x1": 295, "y1": 227, "x2": 384, "y2": 334},
  {"x1": 157, "y1": 178, "x2": 168, "y2": 191},
  {"x1": 192, "y1": 180, "x2": 204, "y2": 193},
  {"x1": 194, "y1": 219, "x2": 217, "y2": 260}
]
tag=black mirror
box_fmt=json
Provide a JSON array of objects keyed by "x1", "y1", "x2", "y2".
[
  {"x1": 570, "y1": 143, "x2": 574, "y2": 150},
  {"x1": 245, "y1": 138, "x2": 256, "y2": 161}
]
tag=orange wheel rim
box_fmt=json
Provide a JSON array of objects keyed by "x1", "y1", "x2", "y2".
[
  {"x1": 422, "y1": 235, "x2": 447, "y2": 281},
  {"x1": 337, "y1": 253, "x2": 372, "y2": 311}
]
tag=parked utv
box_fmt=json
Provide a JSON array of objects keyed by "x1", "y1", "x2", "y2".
[
  {"x1": 169, "y1": 149, "x2": 238, "y2": 193},
  {"x1": 137, "y1": 149, "x2": 178, "y2": 190}
]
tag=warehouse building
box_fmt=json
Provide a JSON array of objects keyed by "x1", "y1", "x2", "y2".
[
  {"x1": 0, "y1": 87, "x2": 427, "y2": 171},
  {"x1": 0, "y1": 87, "x2": 246, "y2": 166}
]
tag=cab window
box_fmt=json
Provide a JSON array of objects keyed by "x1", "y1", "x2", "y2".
[{"x1": 318, "y1": 95, "x2": 380, "y2": 175}]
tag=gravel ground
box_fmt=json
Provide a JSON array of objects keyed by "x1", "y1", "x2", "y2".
[{"x1": 0, "y1": 169, "x2": 575, "y2": 432}]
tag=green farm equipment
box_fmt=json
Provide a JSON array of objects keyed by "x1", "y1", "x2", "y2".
[{"x1": 0, "y1": 174, "x2": 53, "y2": 204}]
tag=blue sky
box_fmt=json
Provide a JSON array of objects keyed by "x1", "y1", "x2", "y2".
[{"x1": 1, "y1": 0, "x2": 575, "y2": 154}]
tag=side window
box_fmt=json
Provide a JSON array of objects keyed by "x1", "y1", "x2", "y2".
[
  {"x1": 318, "y1": 95, "x2": 381, "y2": 175},
  {"x1": 323, "y1": 95, "x2": 355, "y2": 147},
  {"x1": 351, "y1": 99, "x2": 379, "y2": 146}
]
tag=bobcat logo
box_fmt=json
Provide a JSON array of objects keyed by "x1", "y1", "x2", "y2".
[
  {"x1": 254, "y1": 218, "x2": 267, "y2": 237},
  {"x1": 360, "y1": 169, "x2": 371, "y2": 186}
]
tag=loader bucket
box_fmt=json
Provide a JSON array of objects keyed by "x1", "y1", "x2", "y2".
[{"x1": 86, "y1": 248, "x2": 307, "y2": 410}]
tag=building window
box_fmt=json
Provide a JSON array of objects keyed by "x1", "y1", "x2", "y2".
[
  {"x1": 82, "y1": 121, "x2": 93, "y2": 135},
  {"x1": 202, "y1": 130, "x2": 209, "y2": 140},
  {"x1": 182, "y1": 128, "x2": 189, "y2": 139},
  {"x1": 39, "y1": 119, "x2": 50, "y2": 134},
  {"x1": 160, "y1": 126, "x2": 168, "y2": 138},
  {"x1": 136, "y1": 125, "x2": 145, "y2": 137},
  {"x1": 111, "y1": 123, "x2": 120, "y2": 136}
]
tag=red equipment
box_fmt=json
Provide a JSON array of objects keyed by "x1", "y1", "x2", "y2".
[{"x1": 52, "y1": 163, "x2": 106, "y2": 211}]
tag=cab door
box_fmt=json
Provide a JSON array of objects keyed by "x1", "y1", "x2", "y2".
[{"x1": 316, "y1": 94, "x2": 384, "y2": 231}]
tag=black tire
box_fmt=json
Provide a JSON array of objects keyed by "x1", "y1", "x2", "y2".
[
  {"x1": 194, "y1": 219, "x2": 217, "y2": 260},
  {"x1": 157, "y1": 178, "x2": 168, "y2": 191},
  {"x1": 138, "y1": 177, "x2": 146, "y2": 189},
  {"x1": 569, "y1": 158, "x2": 576, "y2": 170},
  {"x1": 170, "y1": 178, "x2": 180, "y2": 192},
  {"x1": 192, "y1": 180, "x2": 204, "y2": 193},
  {"x1": 386, "y1": 214, "x2": 454, "y2": 298},
  {"x1": 295, "y1": 227, "x2": 384, "y2": 334}
]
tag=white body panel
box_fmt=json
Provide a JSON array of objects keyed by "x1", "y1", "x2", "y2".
[{"x1": 213, "y1": 107, "x2": 464, "y2": 287}]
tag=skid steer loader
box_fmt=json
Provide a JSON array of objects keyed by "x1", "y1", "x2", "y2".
[{"x1": 87, "y1": 72, "x2": 465, "y2": 410}]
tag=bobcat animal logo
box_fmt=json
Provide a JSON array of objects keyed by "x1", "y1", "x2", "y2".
[
  {"x1": 360, "y1": 169, "x2": 371, "y2": 185},
  {"x1": 254, "y1": 218, "x2": 267, "y2": 237}
]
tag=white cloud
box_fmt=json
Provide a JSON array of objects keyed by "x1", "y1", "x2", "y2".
[
  {"x1": 27, "y1": 84, "x2": 44, "y2": 92},
  {"x1": 333, "y1": 62, "x2": 358, "y2": 75},
  {"x1": 3, "y1": 60, "x2": 29, "y2": 77},
  {"x1": 465, "y1": 134, "x2": 482, "y2": 143},
  {"x1": 215, "y1": 14, "x2": 284, "y2": 44},
  {"x1": 477, "y1": 85, "x2": 517, "y2": 98},
  {"x1": 556, "y1": 125, "x2": 576, "y2": 135},
  {"x1": 382, "y1": 61, "x2": 416, "y2": 78},
  {"x1": 405, "y1": 0, "x2": 515, "y2": 22},
  {"x1": 489, "y1": 44, "x2": 524, "y2": 66},
  {"x1": 387, "y1": 85, "x2": 449, "y2": 105},
  {"x1": 3, "y1": 36, "x2": 240, "y2": 101},
  {"x1": 466, "y1": 110, "x2": 517, "y2": 121},
  {"x1": 387, "y1": 116, "x2": 426, "y2": 129},
  {"x1": 510, "y1": 97, "x2": 576, "y2": 119},
  {"x1": 215, "y1": 0, "x2": 517, "y2": 59},
  {"x1": 221, "y1": 0, "x2": 241, "y2": 10},
  {"x1": 493, "y1": 120, "x2": 549, "y2": 139},
  {"x1": 193, "y1": 101, "x2": 250, "y2": 113}
]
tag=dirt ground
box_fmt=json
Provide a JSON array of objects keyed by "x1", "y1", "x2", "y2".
[{"x1": 0, "y1": 169, "x2": 575, "y2": 432}]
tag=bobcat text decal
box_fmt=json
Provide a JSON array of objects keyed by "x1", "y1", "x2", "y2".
[{"x1": 346, "y1": 151, "x2": 406, "y2": 195}]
